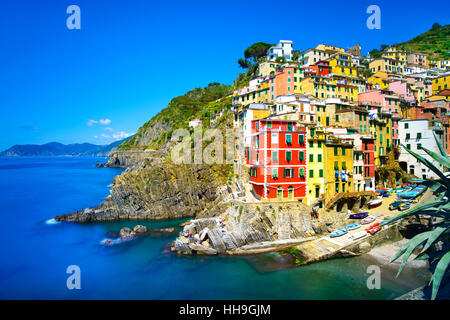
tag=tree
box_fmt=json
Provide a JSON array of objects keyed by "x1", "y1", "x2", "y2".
[
  {"x1": 369, "y1": 48, "x2": 381, "y2": 59},
  {"x1": 244, "y1": 42, "x2": 274, "y2": 63},
  {"x1": 383, "y1": 132, "x2": 450, "y2": 300},
  {"x1": 275, "y1": 56, "x2": 286, "y2": 64},
  {"x1": 238, "y1": 58, "x2": 252, "y2": 69},
  {"x1": 431, "y1": 23, "x2": 442, "y2": 30}
]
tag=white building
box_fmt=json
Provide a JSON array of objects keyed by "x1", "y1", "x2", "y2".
[
  {"x1": 398, "y1": 119, "x2": 445, "y2": 179},
  {"x1": 234, "y1": 103, "x2": 271, "y2": 147},
  {"x1": 274, "y1": 95, "x2": 320, "y2": 123},
  {"x1": 267, "y1": 40, "x2": 293, "y2": 61}
]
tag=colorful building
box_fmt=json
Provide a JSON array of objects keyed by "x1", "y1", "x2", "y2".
[
  {"x1": 306, "y1": 125, "x2": 326, "y2": 206},
  {"x1": 247, "y1": 115, "x2": 308, "y2": 201},
  {"x1": 432, "y1": 74, "x2": 450, "y2": 95}
]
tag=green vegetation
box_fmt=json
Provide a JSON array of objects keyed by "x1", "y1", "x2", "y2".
[
  {"x1": 244, "y1": 42, "x2": 274, "y2": 63},
  {"x1": 119, "y1": 83, "x2": 233, "y2": 150},
  {"x1": 238, "y1": 58, "x2": 252, "y2": 69},
  {"x1": 393, "y1": 24, "x2": 450, "y2": 59},
  {"x1": 383, "y1": 132, "x2": 450, "y2": 300}
]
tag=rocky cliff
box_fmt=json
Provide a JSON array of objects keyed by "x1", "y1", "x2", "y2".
[{"x1": 55, "y1": 83, "x2": 235, "y2": 222}]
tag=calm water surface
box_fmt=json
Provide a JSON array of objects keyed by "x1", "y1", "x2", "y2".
[{"x1": 0, "y1": 156, "x2": 429, "y2": 299}]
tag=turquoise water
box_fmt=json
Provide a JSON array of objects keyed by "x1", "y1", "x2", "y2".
[{"x1": 0, "y1": 156, "x2": 427, "y2": 299}]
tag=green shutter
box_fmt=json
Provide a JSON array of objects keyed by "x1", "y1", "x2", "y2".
[
  {"x1": 309, "y1": 170, "x2": 314, "y2": 178},
  {"x1": 286, "y1": 151, "x2": 292, "y2": 161},
  {"x1": 299, "y1": 134, "x2": 304, "y2": 144},
  {"x1": 299, "y1": 151, "x2": 304, "y2": 162}
]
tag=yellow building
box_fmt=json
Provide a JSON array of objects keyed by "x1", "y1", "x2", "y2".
[
  {"x1": 369, "y1": 58, "x2": 405, "y2": 74},
  {"x1": 324, "y1": 136, "x2": 354, "y2": 202},
  {"x1": 306, "y1": 126, "x2": 326, "y2": 206},
  {"x1": 368, "y1": 71, "x2": 391, "y2": 90},
  {"x1": 432, "y1": 74, "x2": 450, "y2": 95},
  {"x1": 326, "y1": 52, "x2": 357, "y2": 77},
  {"x1": 297, "y1": 77, "x2": 358, "y2": 102},
  {"x1": 381, "y1": 47, "x2": 407, "y2": 63},
  {"x1": 316, "y1": 44, "x2": 345, "y2": 54},
  {"x1": 369, "y1": 111, "x2": 392, "y2": 166},
  {"x1": 258, "y1": 61, "x2": 281, "y2": 77}
]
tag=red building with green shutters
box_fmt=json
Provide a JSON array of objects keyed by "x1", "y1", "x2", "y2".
[{"x1": 246, "y1": 114, "x2": 308, "y2": 201}]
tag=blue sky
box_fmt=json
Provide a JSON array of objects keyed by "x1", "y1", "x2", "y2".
[{"x1": 0, "y1": 0, "x2": 448, "y2": 150}]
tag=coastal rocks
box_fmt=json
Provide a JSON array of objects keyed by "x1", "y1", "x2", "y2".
[
  {"x1": 55, "y1": 162, "x2": 232, "y2": 222},
  {"x1": 172, "y1": 203, "x2": 349, "y2": 255},
  {"x1": 120, "y1": 227, "x2": 132, "y2": 239},
  {"x1": 133, "y1": 225, "x2": 147, "y2": 234}
]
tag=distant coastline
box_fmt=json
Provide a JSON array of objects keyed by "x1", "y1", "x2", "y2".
[{"x1": 0, "y1": 138, "x2": 130, "y2": 157}]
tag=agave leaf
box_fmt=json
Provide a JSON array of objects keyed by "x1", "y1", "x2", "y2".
[
  {"x1": 395, "y1": 232, "x2": 431, "y2": 278},
  {"x1": 420, "y1": 227, "x2": 447, "y2": 254},
  {"x1": 401, "y1": 144, "x2": 450, "y2": 190},
  {"x1": 382, "y1": 200, "x2": 445, "y2": 226},
  {"x1": 431, "y1": 251, "x2": 450, "y2": 300},
  {"x1": 391, "y1": 241, "x2": 411, "y2": 263},
  {"x1": 420, "y1": 146, "x2": 450, "y2": 169},
  {"x1": 433, "y1": 131, "x2": 448, "y2": 159},
  {"x1": 414, "y1": 253, "x2": 430, "y2": 261}
]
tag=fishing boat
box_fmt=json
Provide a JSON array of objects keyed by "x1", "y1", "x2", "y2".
[
  {"x1": 361, "y1": 215, "x2": 375, "y2": 224},
  {"x1": 349, "y1": 230, "x2": 367, "y2": 240},
  {"x1": 365, "y1": 222, "x2": 382, "y2": 235},
  {"x1": 349, "y1": 212, "x2": 368, "y2": 219},
  {"x1": 398, "y1": 202, "x2": 411, "y2": 211},
  {"x1": 367, "y1": 198, "x2": 382, "y2": 209},
  {"x1": 330, "y1": 228, "x2": 348, "y2": 238},
  {"x1": 345, "y1": 223, "x2": 361, "y2": 230}
]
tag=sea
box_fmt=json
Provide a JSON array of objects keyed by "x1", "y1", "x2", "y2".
[{"x1": 0, "y1": 156, "x2": 430, "y2": 299}]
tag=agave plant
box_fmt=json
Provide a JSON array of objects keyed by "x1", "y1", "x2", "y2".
[{"x1": 382, "y1": 131, "x2": 449, "y2": 300}]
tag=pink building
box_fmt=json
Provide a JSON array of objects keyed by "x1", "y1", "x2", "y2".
[
  {"x1": 407, "y1": 53, "x2": 427, "y2": 66},
  {"x1": 358, "y1": 89, "x2": 402, "y2": 115},
  {"x1": 388, "y1": 80, "x2": 416, "y2": 104}
]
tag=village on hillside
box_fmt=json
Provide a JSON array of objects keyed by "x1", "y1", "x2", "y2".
[{"x1": 227, "y1": 40, "x2": 449, "y2": 211}]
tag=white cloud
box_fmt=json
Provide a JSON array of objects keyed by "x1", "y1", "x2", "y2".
[
  {"x1": 112, "y1": 131, "x2": 133, "y2": 140},
  {"x1": 87, "y1": 118, "x2": 111, "y2": 126},
  {"x1": 101, "y1": 134, "x2": 111, "y2": 138},
  {"x1": 99, "y1": 119, "x2": 111, "y2": 125},
  {"x1": 87, "y1": 119, "x2": 98, "y2": 126},
  {"x1": 104, "y1": 127, "x2": 114, "y2": 132}
]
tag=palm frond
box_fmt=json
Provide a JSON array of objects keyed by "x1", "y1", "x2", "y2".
[
  {"x1": 433, "y1": 131, "x2": 448, "y2": 159},
  {"x1": 395, "y1": 232, "x2": 431, "y2": 278}
]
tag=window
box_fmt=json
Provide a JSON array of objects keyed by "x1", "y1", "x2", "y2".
[
  {"x1": 319, "y1": 169, "x2": 324, "y2": 178},
  {"x1": 334, "y1": 147, "x2": 338, "y2": 156},
  {"x1": 342, "y1": 148, "x2": 346, "y2": 156},
  {"x1": 286, "y1": 151, "x2": 292, "y2": 162},
  {"x1": 405, "y1": 123, "x2": 409, "y2": 129},
  {"x1": 335, "y1": 183, "x2": 339, "y2": 193},
  {"x1": 335, "y1": 115, "x2": 339, "y2": 122},
  {"x1": 334, "y1": 161, "x2": 339, "y2": 170},
  {"x1": 299, "y1": 167, "x2": 305, "y2": 177},
  {"x1": 287, "y1": 122, "x2": 293, "y2": 132},
  {"x1": 299, "y1": 134, "x2": 305, "y2": 145},
  {"x1": 309, "y1": 170, "x2": 314, "y2": 178},
  {"x1": 272, "y1": 168, "x2": 278, "y2": 178},
  {"x1": 318, "y1": 141, "x2": 322, "y2": 148},
  {"x1": 272, "y1": 151, "x2": 278, "y2": 163},
  {"x1": 284, "y1": 168, "x2": 294, "y2": 178},
  {"x1": 267, "y1": 121, "x2": 272, "y2": 128},
  {"x1": 286, "y1": 134, "x2": 292, "y2": 145},
  {"x1": 406, "y1": 133, "x2": 410, "y2": 140},
  {"x1": 342, "y1": 162, "x2": 347, "y2": 170},
  {"x1": 309, "y1": 154, "x2": 314, "y2": 162},
  {"x1": 271, "y1": 133, "x2": 279, "y2": 145},
  {"x1": 417, "y1": 133, "x2": 422, "y2": 139},
  {"x1": 309, "y1": 141, "x2": 314, "y2": 148},
  {"x1": 318, "y1": 154, "x2": 322, "y2": 162},
  {"x1": 299, "y1": 151, "x2": 305, "y2": 162},
  {"x1": 417, "y1": 143, "x2": 422, "y2": 149}
]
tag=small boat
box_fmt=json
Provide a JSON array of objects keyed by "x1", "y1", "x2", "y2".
[
  {"x1": 345, "y1": 223, "x2": 361, "y2": 230},
  {"x1": 367, "y1": 198, "x2": 382, "y2": 209},
  {"x1": 366, "y1": 222, "x2": 381, "y2": 232},
  {"x1": 361, "y1": 215, "x2": 376, "y2": 224},
  {"x1": 395, "y1": 188, "x2": 404, "y2": 193},
  {"x1": 330, "y1": 228, "x2": 348, "y2": 238},
  {"x1": 349, "y1": 230, "x2": 367, "y2": 240},
  {"x1": 349, "y1": 212, "x2": 368, "y2": 219},
  {"x1": 382, "y1": 193, "x2": 390, "y2": 198},
  {"x1": 346, "y1": 223, "x2": 361, "y2": 230}
]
